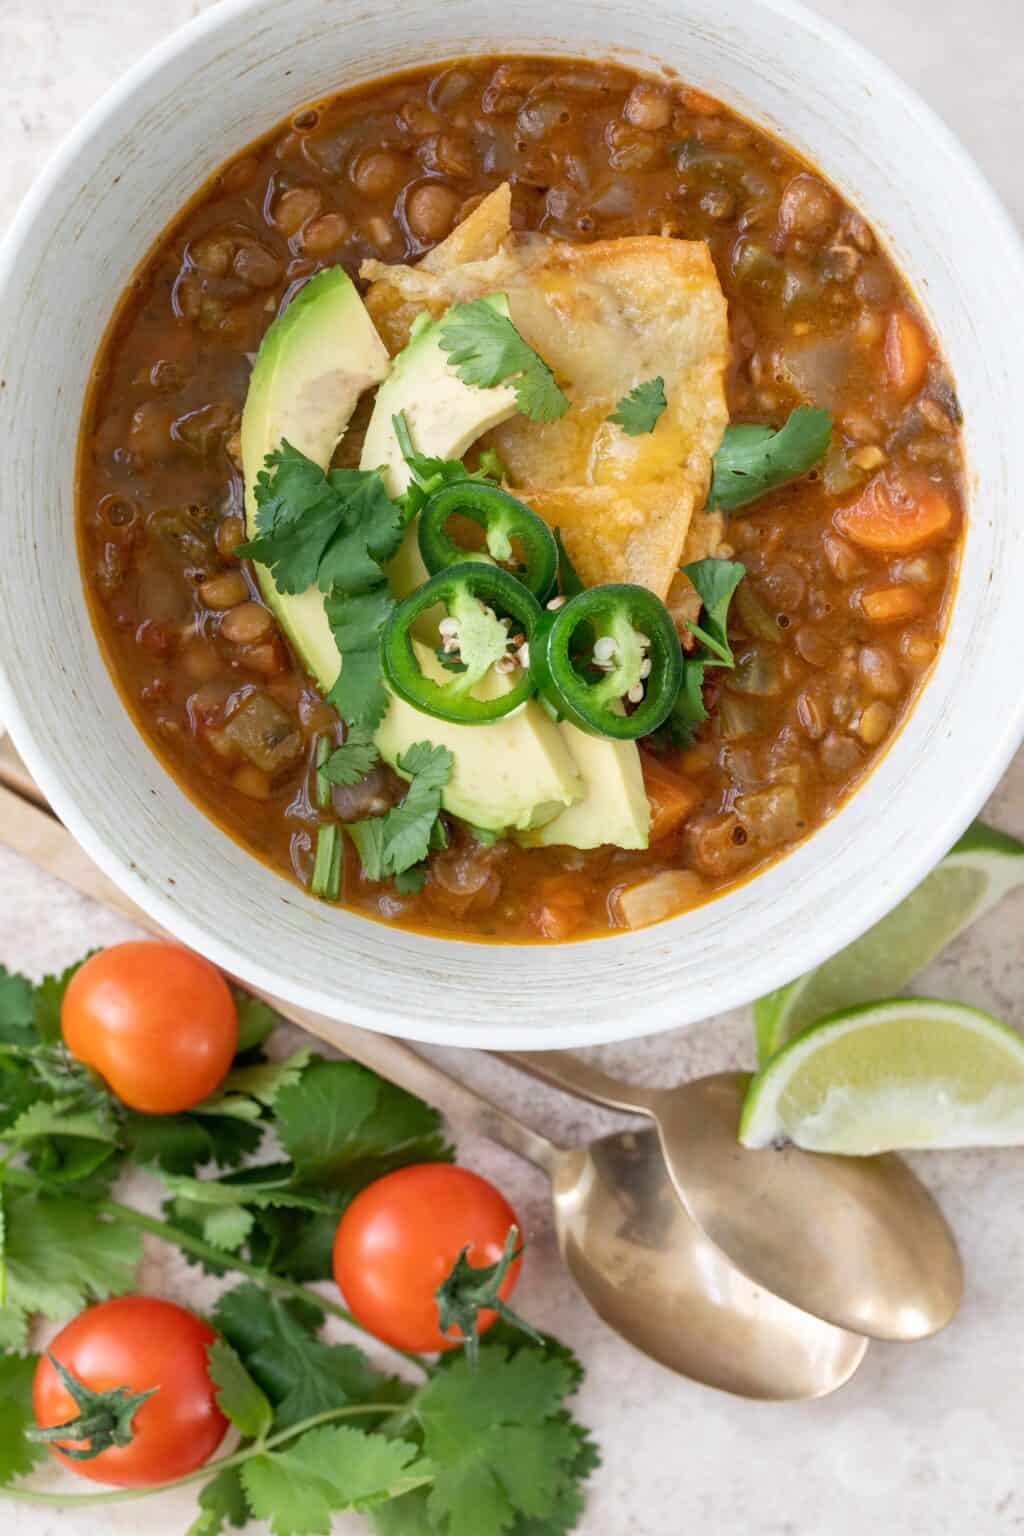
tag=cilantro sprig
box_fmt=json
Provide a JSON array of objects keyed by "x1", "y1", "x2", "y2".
[
  {"x1": 607, "y1": 377, "x2": 667, "y2": 436},
  {"x1": 439, "y1": 298, "x2": 570, "y2": 424},
  {"x1": 0, "y1": 958, "x2": 597, "y2": 1536},
  {"x1": 709, "y1": 405, "x2": 832, "y2": 512},
  {"x1": 393, "y1": 410, "x2": 506, "y2": 522},
  {"x1": 237, "y1": 443, "x2": 403, "y2": 596},
  {"x1": 348, "y1": 742, "x2": 454, "y2": 893},
  {"x1": 660, "y1": 558, "x2": 747, "y2": 747}
]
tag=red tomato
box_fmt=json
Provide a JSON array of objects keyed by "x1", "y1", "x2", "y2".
[
  {"x1": 61, "y1": 941, "x2": 237, "y2": 1113},
  {"x1": 333, "y1": 1164, "x2": 522, "y2": 1353},
  {"x1": 33, "y1": 1297, "x2": 228, "y2": 1486}
]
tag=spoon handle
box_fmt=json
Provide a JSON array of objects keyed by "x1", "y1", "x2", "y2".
[
  {"x1": 0, "y1": 771, "x2": 559, "y2": 1177},
  {"x1": 499, "y1": 1050, "x2": 659, "y2": 1116}
]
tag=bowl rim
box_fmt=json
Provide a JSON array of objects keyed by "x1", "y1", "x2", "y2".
[{"x1": 2, "y1": 0, "x2": 1024, "y2": 1048}]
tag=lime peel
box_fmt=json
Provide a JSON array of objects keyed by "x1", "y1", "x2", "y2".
[
  {"x1": 741, "y1": 997, "x2": 1024, "y2": 1155},
  {"x1": 754, "y1": 821, "x2": 1024, "y2": 1064}
]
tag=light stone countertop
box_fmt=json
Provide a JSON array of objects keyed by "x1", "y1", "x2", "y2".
[{"x1": 2, "y1": 2, "x2": 1023, "y2": 1532}]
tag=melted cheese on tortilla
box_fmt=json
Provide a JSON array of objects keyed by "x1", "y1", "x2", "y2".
[{"x1": 363, "y1": 185, "x2": 730, "y2": 605}]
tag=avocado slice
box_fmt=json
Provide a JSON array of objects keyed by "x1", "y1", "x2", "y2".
[
  {"x1": 241, "y1": 267, "x2": 391, "y2": 690},
  {"x1": 240, "y1": 277, "x2": 581, "y2": 834},
  {"x1": 377, "y1": 641, "x2": 582, "y2": 833},
  {"x1": 358, "y1": 304, "x2": 581, "y2": 831},
  {"x1": 359, "y1": 299, "x2": 518, "y2": 598},
  {"x1": 522, "y1": 723, "x2": 651, "y2": 850}
]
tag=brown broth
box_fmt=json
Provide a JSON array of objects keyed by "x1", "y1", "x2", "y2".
[{"x1": 77, "y1": 57, "x2": 963, "y2": 942}]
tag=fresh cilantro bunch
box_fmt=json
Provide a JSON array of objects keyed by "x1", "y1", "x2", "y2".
[{"x1": 0, "y1": 960, "x2": 597, "y2": 1536}]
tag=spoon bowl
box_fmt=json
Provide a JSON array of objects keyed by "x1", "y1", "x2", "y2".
[
  {"x1": 550, "y1": 1125, "x2": 866, "y2": 1399},
  {"x1": 504, "y1": 1053, "x2": 962, "y2": 1340}
]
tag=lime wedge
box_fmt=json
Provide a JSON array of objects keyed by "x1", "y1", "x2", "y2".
[
  {"x1": 754, "y1": 821, "x2": 1024, "y2": 1064},
  {"x1": 740, "y1": 998, "x2": 1024, "y2": 1154}
]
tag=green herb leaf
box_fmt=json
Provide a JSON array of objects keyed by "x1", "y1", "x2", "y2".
[
  {"x1": 207, "y1": 1338, "x2": 274, "y2": 1441},
  {"x1": 213, "y1": 1284, "x2": 388, "y2": 1431},
  {"x1": 680, "y1": 558, "x2": 746, "y2": 667},
  {"x1": 242, "y1": 1425, "x2": 429, "y2": 1536},
  {"x1": 393, "y1": 411, "x2": 504, "y2": 522},
  {"x1": 323, "y1": 727, "x2": 380, "y2": 787},
  {"x1": 203, "y1": 1050, "x2": 312, "y2": 1114},
  {"x1": 607, "y1": 377, "x2": 667, "y2": 436},
  {"x1": 417, "y1": 1350, "x2": 584, "y2": 1536},
  {"x1": 274, "y1": 1060, "x2": 451, "y2": 1189},
  {"x1": 0, "y1": 968, "x2": 35, "y2": 1048},
  {"x1": 2, "y1": 1187, "x2": 141, "y2": 1323},
  {"x1": 708, "y1": 406, "x2": 832, "y2": 512},
  {"x1": 325, "y1": 585, "x2": 395, "y2": 731},
  {"x1": 0, "y1": 1352, "x2": 45, "y2": 1486},
  {"x1": 121, "y1": 1110, "x2": 263, "y2": 1176},
  {"x1": 238, "y1": 443, "x2": 403, "y2": 597},
  {"x1": 663, "y1": 659, "x2": 708, "y2": 747},
  {"x1": 439, "y1": 299, "x2": 570, "y2": 424},
  {"x1": 234, "y1": 991, "x2": 279, "y2": 1054},
  {"x1": 348, "y1": 743, "x2": 453, "y2": 885},
  {"x1": 189, "y1": 1466, "x2": 250, "y2": 1536}
]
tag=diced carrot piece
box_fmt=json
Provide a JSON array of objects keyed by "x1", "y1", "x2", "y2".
[
  {"x1": 533, "y1": 876, "x2": 587, "y2": 942},
  {"x1": 861, "y1": 585, "x2": 925, "y2": 624},
  {"x1": 885, "y1": 310, "x2": 930, "y2": 397},
  {"x1": 834, "y1": 471, "x2": 954, "y2": 553},
  {"x1": 640, "y1": 753, "x2": 704, "y2": 844}
]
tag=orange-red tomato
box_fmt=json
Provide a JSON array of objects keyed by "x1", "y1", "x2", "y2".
[
  {"x1": 33, "y1": 1297, "x2": 228, "y2": 1487},
  {"x1": 61, "y1": 941, "x2": 237, "y2": 1113},
  {"x1": 333, "y1": 1164, "x2": 522, "y2": 1353}
]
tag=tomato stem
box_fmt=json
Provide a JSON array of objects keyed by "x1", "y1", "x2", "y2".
[
  {"x1": 0, "y1": 1167, "x2": 431, "y2": 1378},
  {"x1": 4, "y1": 1401, "x2": 426, "y2": 1508}
]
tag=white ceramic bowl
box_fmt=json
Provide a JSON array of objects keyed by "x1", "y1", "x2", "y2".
[{"x1": 1, "y1": 0, "x2": 1022, "y2": 1048}]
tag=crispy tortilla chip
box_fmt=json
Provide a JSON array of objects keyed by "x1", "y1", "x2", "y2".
[
  {"x1": 364, "y1": 185, "x2": 513, "y2": 355},
  {"x1": 362, "y1": 183, "x2": 730, "y2": 597},
  {"x1": 521, "y1": 485, "x2": 697, "y2": 601}
]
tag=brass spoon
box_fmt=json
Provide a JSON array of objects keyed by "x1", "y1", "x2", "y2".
[
  {"x1": 501, "y1": 1051, "x2": 963, "y2": 1341},
  {"x1": 0, "y1": 765, "x2": 866, "y2": 1401}
]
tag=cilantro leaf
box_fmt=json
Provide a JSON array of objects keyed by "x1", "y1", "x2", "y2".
[
  {"x1": 234, "y1": 991, "x2": 279, "y2": 1053},
  {"x1": 242, "y1": 1425, "x2": 429, "y2": 1536},
  {"x1": 0, "y1": 1352, "x2": 45, "y2": 1486},
  {"x1": 237, "y1": 443, "x2": 403, "y2": 596},
  {"x1": 213, "y1": 1284, "x2": 388, "y2": 1431},
  {"x1": 663, "y1": 659, "x2": 708, "y2": 747},
  {"x1": 417, "y1": 1350, "x2": 583, "y2": 1536},
  {"x1": 207, "y1": 1337, "x2": 274, "y2": 1440},
  {"x1": 121, "y1": 1110, "x2": 262, "y2": 1176},
  {"x1": 607, "y1": 377, "x2": 667, "y2": 436},
  {"x1": 348, "y1": 743, "x2": 453, "y2": 885},
  {"x1": 2, "y1": 1187, "x2": 141, "y2": 1323},
  {"x1": 325, "y1": 585, "x2": 394, "y2": 731},
  {"x1": 0, "y1": 968, "x2": 35, "y2": 1048},
  {"x1": 680, "y1": 558, "x2": 746, "y2": 667},
  {"x1": 32, "y1": 955, "x2": 97, "y2": 1045},
  {"x1": 324, "y1": 726, "x2": 380, "y2": 787},
  {"x1": 274, "y1": 1059, "x2": 451, "y2": 1189},
  {"x1": 189, "y1": 1467, "x2": 250, "y2": 1536},
  {"x1": 439, "y1": 299, "x2": 569, "y2": 424},
  {"x1": 709, "y1": 405, "x2": 832, "y2": 512},
  {"x1": 392, "y1": 410, "x2": 505, "y2": 521}
]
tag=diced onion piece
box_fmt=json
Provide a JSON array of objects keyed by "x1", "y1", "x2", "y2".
[{"x1": 613, "y1": 870, "x2": 706, "y2": 930}]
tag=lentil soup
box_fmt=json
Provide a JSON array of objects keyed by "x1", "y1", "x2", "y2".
[{"x1": 78, "y1": 57, "x2": 963, "y2": 943}]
